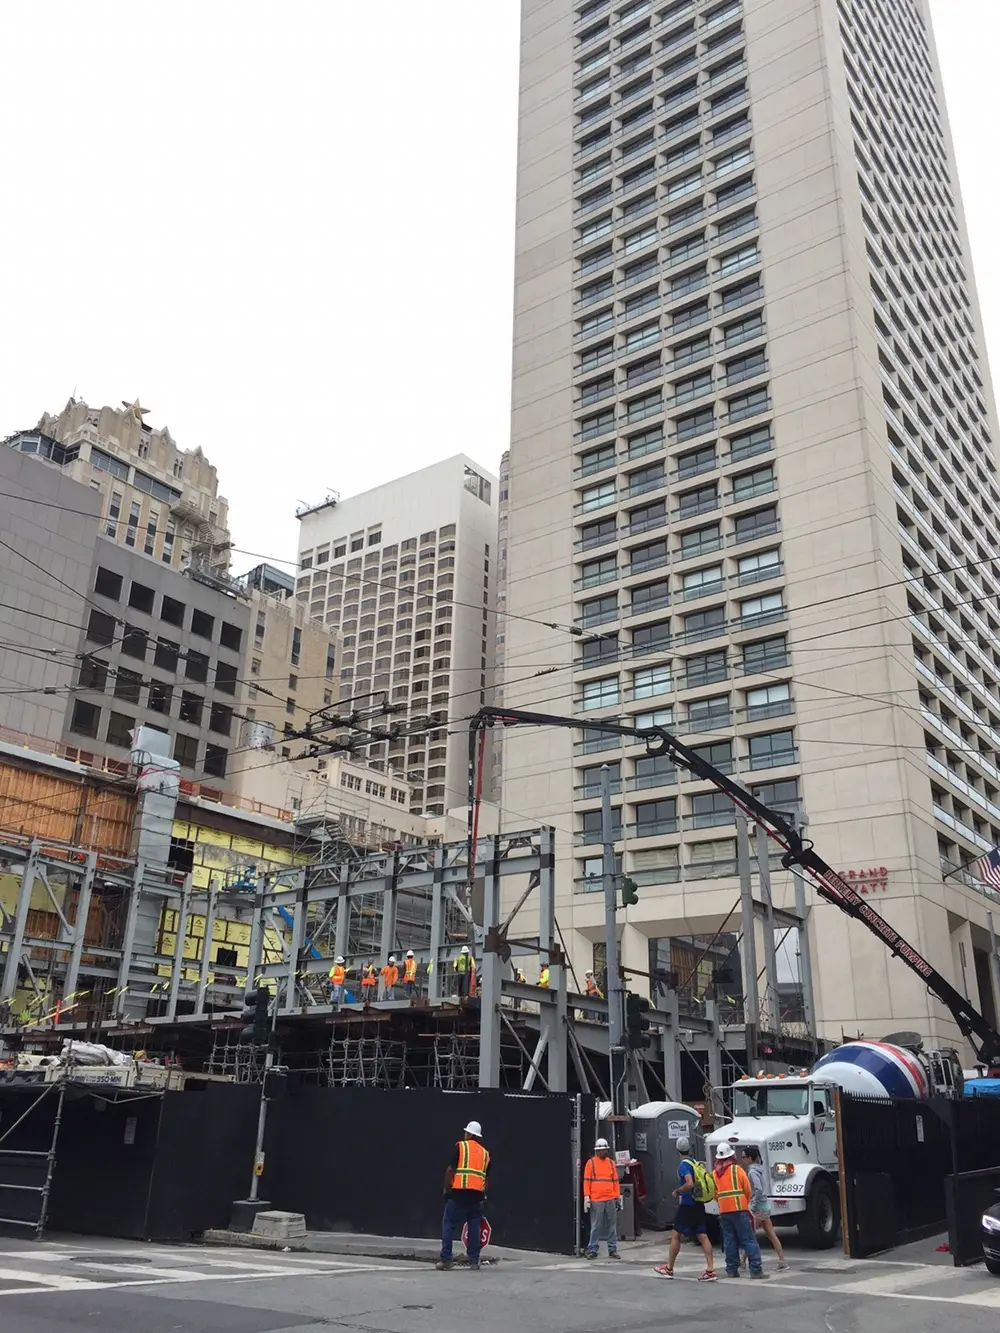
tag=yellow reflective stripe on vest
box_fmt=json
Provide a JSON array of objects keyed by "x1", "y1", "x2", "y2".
[
  {"x1": 716, "y1": 1165, "x2": 746, "y2": 1206},
  {"x1": 453, "y1": 1139, "x2": 489, "y2": 1191}
]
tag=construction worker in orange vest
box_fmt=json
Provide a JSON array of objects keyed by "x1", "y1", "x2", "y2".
[
  {"x1": 380, "y1": 956, "x2": 399, "y2": 1000},
  {"x1": 403, "y1": 951, "x2": 419, "y2": 999},
  {"x1": 361, "y1": 961, "x2": 377, "y2": 1002},
  {"x1": 437, "y1": 1120, "x2": 490, "y2": 1273},
  {"x1": 583, "y1": 1137, "x2": 622, "y2": 1260},
  {"x1": 583, "y1": 969, "x2": 603, "y2": 1021},
  {"x1": 328, "y1": 956, "x2": 347, "y2": 1005},
  {"x1": 713, "y1": 1142, "x2": 768, "y2": 1279}
]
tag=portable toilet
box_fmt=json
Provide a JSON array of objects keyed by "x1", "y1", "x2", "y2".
[{"x1": 630, "y1": 1100, "x2": 703, "y2": 1230}]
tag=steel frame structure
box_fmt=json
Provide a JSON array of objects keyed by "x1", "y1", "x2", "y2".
[{"x1": 0, "y1": 824, "x2": 759, "y2": 1101}]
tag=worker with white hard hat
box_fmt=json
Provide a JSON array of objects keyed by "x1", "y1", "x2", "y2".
[
  {"x1": 582, "y1": 1136, "x2": 622, "y2": 1260},
  {"x1": 437, "y1": 1119, "x2": 491, "y2": 1273},
  {"x1": 713, "y1": 1141, "x2": 767, "y2": 1279},
  {"x1": 380, "y1": 955, "x2": 399, "y2": 1001},
  {"x1": 328, "y1": 955, "x2": 348, "y2": 1006},
  {"x1": 454, "y1": 944, "x2": 474, "y2": 1001},
  {"x1": 403, "y1": 949, "x2": 419, "y2": 999}
]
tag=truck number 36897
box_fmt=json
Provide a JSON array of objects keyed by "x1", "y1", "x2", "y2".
[{"x1": 773, "y1": 1182, "x2": 802, "y2": 1194}]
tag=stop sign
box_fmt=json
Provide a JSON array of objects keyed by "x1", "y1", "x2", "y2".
[{"x1": 461, "y1": 1217, "x2": 492, "y2": 1251}]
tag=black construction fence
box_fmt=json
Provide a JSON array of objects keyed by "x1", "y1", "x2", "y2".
[
  {"x1": 840, "y1": 1091, "x2": 1000, "y2": 1265},
  {"x1": 0, "y1": 1079, "x2": 595, "y2": 1255}
]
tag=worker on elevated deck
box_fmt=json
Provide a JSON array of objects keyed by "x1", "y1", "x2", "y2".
[
  {"x1": 329, "y1": 957, "x2": 347, "y2": 1005},
  {"x1": 403, "y1": 951, "x2": 419, "y2": 999},
  {"x1": 380, "y1": 956, "x2": 399, "y2": 1000},
  {"x1": 454, "y1": 945, "x2": 473, "y2": 999},
  {"x1": 361, "y1": 960, "x2": 377, "y2": 1004}
]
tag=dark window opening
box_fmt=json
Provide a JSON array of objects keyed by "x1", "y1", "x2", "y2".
[
  {"x1": 215, "y1": 661, "x2": 238, "y2": 695},
  {"x1": 69, "y1": 700, "x2": 101, "y2": 739},
  {"x1": 160, "y1": 595, "x2": 185, "y2": 628},
  {"x1": 220, "y1": 621, "x2": 243, "y2": 652},
  {"x1": 113, "y1": 668, "x2": 143, "y2": 705},
  {"x1": 121, "y1": 625, "x2": 148, "y2": 660},
  {"x1": 148, "y1": 681, "x2": 172, "y2": 715},
  {"x1": 179, "y1": 692, "x2": 203, "y2": 725},
  {"x1": 128, "y1": 582, "x2": 155, "y2": 614},
  {"x1": 174, "y1": 732, "x2": 198, "y2": 769},
  {"x1": 106, "y1": 710, "x2": 134, "y2": 749},
  {"x1": 94, "y1": 567, "x2": 123, "y2": 600},
  {"x1": 86, "y1": 609, "x2": 117, "y2": 646},
  {"x1": 78, "y1": 658, "x2": 108, "y2": 692},
  {"x1": 204, "y1": 744, "x2": 228, "y2": 778},
  {"x1": 154, "y1": 638, "x2": 180, "y2": 671},
  {"x1": 168, "y1": 837, "x2": 195, "y2": 874},
  {"x1": 190, "y1": 608, "x2": 215, "y2": 640},
  {"x1": 184, "y1": 650, "x2": 209, "y2": 683},
  {"x1": 209, "y1": 702, "x2": 233, "y2": 736}
]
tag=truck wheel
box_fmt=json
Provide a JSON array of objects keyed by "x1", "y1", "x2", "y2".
[
  {"x1": 797, "y1": 1179, "x2": 840, "y2": 1249},
  {"x1": 985, "y1": 1258, "x2": 1000, "y2": 1277}
]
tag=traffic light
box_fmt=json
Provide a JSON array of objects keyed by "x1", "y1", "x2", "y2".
[
  {"x1": 240, "y1": 986, "x2": 271, "y2": 1046},
  {"x1": 620, "y1": 875, "x2": 639, "y2": 907},
  {"x1": 625, "y1": 992, "x2": 652, "y2": 1050}
]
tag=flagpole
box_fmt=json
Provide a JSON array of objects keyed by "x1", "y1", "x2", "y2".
[{"x1": 942, "y1": 852, "x2": 989, "y2": 882}]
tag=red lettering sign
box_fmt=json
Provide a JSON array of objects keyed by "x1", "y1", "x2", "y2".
[{"x1": 461, "y1": 1218, "x2": 492, "y2": 1251}]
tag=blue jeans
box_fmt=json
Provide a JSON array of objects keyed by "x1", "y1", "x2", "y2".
[
  {"x1": 721, "y1": 1210, "x2": 762, "y2": 1275},
  {"x1": 586, "y1": 1199, "x2": 619, "y2": 1255},
  {"x1": 441, "y1": 1194, "x2": 484, "y2": 1264}
]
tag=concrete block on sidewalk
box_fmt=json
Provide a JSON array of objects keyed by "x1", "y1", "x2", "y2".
[{"x1": 252, "y1": 1211, "x2": 307, "y2": 1241}]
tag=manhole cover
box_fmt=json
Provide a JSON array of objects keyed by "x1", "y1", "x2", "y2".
[{"x1": 71, "y1": 1255, "x2": 152, "y2": 1265}]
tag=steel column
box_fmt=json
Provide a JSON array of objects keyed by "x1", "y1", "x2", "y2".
[
  {"x1": 62, "y1": 853, "x2": 97, "y2": 1012},
  {"x1": 112, "y1": 859, "x2": 145, "y2": 1018},
  {"x1": 1, "y1": 842, "x2": 40, "y2": 1002},
  {"x1": 195, "y1": 887, "x2": 220, "y2": 1016},
  {"x1": 756, "y1": 821, "x2": 780, "y2": 1033},
  {"x1": 166, "y1": 877, "x2": 191, "y2": 1020},
  {"x1": 428, "y1": 847, "x2": 445, "y2": 1003},
  {"x1": 793, "y1": 869, "x2": 818, "y2": 1052},
  {"x1": 736, "y1": 813, "x2": 759, "y2": 1066},
  {"x1": 478, "y1": 837, "x2": 503, "y2": 1088}
]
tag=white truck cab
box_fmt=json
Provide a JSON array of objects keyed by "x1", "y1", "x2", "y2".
[{"x1": 704, "y1": 1073, "x2": 841, "y2": 1248}]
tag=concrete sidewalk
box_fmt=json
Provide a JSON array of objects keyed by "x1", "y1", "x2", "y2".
[{"x1": 203, "y1": 1227, "x2": 552, "y2": 1263}]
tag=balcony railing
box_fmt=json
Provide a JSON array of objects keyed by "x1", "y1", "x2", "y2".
[{"x1": 627, "y1": 817, "x2": 679, "y2": 837}]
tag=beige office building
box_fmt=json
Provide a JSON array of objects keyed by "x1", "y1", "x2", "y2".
[
  {"x1": 504, "y1": 0, "x2": 1000, "y2": 1055},
  {"x1": 6, "y1": 398, "x2": 231, "y2": 575},
  {"x1": 295, "y1": 456, "x2": 499, "y2": 816}
]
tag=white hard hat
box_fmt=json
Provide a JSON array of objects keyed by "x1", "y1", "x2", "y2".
[
  {"x1": 585, "y1": 969, "x2": 593, "y2": 976},
  {"x1": 461, "y1": 945, "x2": 470, "y2": 954},
  {"x1": 406, "y1": 950, "x2": 414, "y2": 957},
  {"x1": 714, "y1": 1142, "x2": 735, "y2": 1160},
  {"x1": 388, "y1": 955, "x2": 396, "y2": 964},
  {"x1": 464, "y1": 1120, "x2": 482, "y2": 1137},
  {"x1": 595, "y1": 1137, "x2": 610, "y2": 1150},
  {"x1": 335, "y1": 956, "x2": 345, "y2": 964}
]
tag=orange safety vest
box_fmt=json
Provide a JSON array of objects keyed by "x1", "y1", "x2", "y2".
[
  {"x1": 329, "y1": 964, "x2": 346, "y2": 986},
  {"x1": 714, "y1": 1162, "x2": 751, "y2": 1213},
  {"x1": 381, "y1": 964, "x2": 399, "y2": 987},
  {"x1": 453, "y1": 1138, "x2": 490, "y2": 1193},
  {"x1": 583, "y1": 1154, "x2": 620, "y2": 1202},
  {"x1": 404, "y1": 958, "x2": 417, "y2": 983},
  {"x1": 361, "y1": 965, "x2": 377, "y2": 988}
]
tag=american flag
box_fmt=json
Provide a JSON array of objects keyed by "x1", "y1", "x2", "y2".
[{"x1": 970, "y1": 847, "x2": 1000, "y2": 892}]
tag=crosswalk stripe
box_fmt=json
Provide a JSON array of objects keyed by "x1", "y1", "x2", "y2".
[
  {"x1": 836, "y1": 1266, "x2": 957, "y2": 1294},
  {"x1": 0, "y1": 1266, "x2": 95, "y2": 1291}
]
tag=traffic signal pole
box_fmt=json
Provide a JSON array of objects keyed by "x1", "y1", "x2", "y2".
[{"x1": 601, "y1": 764, "x2": 626, "y2": 1118}]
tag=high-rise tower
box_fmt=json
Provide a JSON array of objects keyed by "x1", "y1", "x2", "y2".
[{"x1": 503, "y1": 0, "x2": 1000, "y2": 1053}]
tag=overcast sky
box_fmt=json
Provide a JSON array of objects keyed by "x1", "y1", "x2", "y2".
[{"x1": 0, "y1": 2, "x2": 994, "y2": 574}]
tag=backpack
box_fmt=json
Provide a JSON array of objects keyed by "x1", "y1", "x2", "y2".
[{"x1": 687, "y1": 1159, "x2": 717, "y2": 1204}]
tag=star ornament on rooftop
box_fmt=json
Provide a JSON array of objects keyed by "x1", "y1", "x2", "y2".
[{"x1": 122, "y1": 398, "x2": 149, "y2": 421}]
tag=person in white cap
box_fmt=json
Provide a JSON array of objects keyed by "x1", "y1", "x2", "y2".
[
  {"x1": 380, "y1": 955, "x2": 399, "y2": 1000},
  {"x1": 582, "y1": 1137, "x2": 622, "y2": 1260},
  {"x1": 653, "y1": 1135, "x2": 717, "y2": 1281},
  {"x1": 403, "y1": 950, "x2": 419, "y2": 999},
  {"x1": 454, "y1": 945, "x2": 473, "y2": 999},
  {"x1": 437, "y1": 1119, "x2": 491, "y2": 1272}
]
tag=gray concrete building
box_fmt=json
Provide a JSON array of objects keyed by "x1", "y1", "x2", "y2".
[
  {"x1": 503, "y1": 0, "x2": 1000, "y2": 1056},
  {"x1": 0, "y1": 445, "x2": 103, "y2": 745},
  {"x1": 64, "y1": 538, "x2": 251, "y2": 788}
]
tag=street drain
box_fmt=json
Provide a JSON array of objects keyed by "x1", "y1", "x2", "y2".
[{"x1": 71, "y1": 1255, "x2": 152, "y2": 1265}]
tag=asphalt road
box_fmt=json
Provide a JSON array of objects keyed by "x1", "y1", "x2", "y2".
[{"x1": 1, "y1": 1235, "x2": 999, "y2": 1332}]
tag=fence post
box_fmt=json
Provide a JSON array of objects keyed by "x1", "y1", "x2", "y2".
[{"x1": 833, "y1": 1087, "x2": 851, "y2": 1256}]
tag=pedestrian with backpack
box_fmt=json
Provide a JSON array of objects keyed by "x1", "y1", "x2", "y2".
[{"x1": 653, "y1": 1136, "x2": 717, "y2": 1281}]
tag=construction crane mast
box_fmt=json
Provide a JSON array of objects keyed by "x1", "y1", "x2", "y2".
[{"x1": 471, "y1": 706, "x2": 1000, "y2": 1071}]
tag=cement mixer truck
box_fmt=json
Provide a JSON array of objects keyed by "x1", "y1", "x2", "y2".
[{"x1": 704, "y1": 1037, "x2": 963, "y2": 1247}]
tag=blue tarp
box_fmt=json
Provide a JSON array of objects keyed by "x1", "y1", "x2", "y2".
[{"x1": 965, "y1": 1078, "x2": 1000, "y2": 1097}]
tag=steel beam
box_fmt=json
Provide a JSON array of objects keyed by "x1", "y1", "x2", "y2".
[
  {"x1": 62, "y1": 853, "x2": 97, "y2": 1012},
  {"x1": 166, "y1": 877, "x2": 191, "y2": 1020},
  {"x1": 478, "y1": 837, "x2": 503, "y2": 1089},
  {"x1": 1, "y1": 842, "x2": 40, "y2": 1002},
  {"x1": 195, "y1": 887, "x2": 219, "y2": 1015}
]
